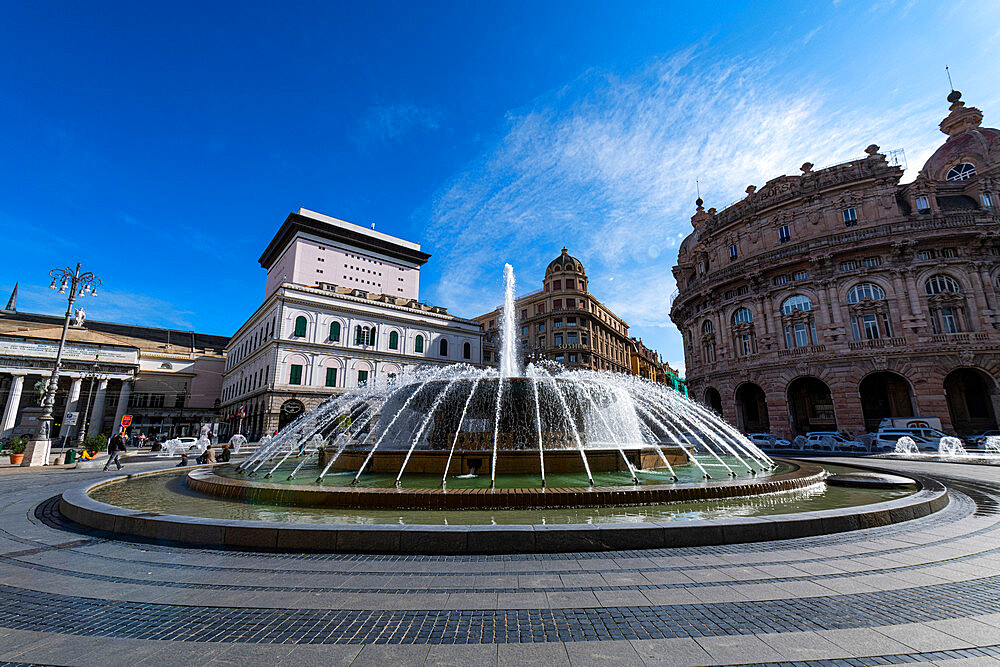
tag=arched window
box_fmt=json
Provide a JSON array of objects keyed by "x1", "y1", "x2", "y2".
[
  {"x1": 780, "y1": 295, "x2": 813, "y2": 314},
  {"x1": 414, "y1": 335, "x2": 424, "y2": 354},
  {"x1": 925, "y1": 274, "x2": 967, "y2": 334},
  {"x1": 463, "y1": 341, "x2": 471, "y2": 360},
  {"x1": 730, "y1": 308, "x2": 755, "y2": 356},
  {"x1": 293, "y1": 316, "x2": 307, "y2": 337},
  {"x1": 329, "y1": 321, "x2": 341, "y2": 342},
  {"x1": 389, "y1": 331, "x2": 399, "y2": 350},
  {"x1": 946, "y1": 163, "x2": 976, "y2": 181},
  {"x1": 439, "y1": 338, "x2": 448, "y2": 357},
  {"x1": 846, "y1": 283, "x2": 891, "y2": 341},
  {"x1": 925, "y1": 274, "x2": 961, "y2": 295},
  {"x1": 701, "y1": 320, "x2": 714, "y2": 334},
  {"x1": 847, "y1": 283, "x2": 886, "y2": 304}
]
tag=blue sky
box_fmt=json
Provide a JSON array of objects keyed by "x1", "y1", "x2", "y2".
[{"x1": 1, "y1": 1, "x2": 998, "y2": 375}]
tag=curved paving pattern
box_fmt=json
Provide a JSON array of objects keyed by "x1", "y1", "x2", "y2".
[{"x1": 1, "y1": 457, "x2": 1000, "y2": 665}]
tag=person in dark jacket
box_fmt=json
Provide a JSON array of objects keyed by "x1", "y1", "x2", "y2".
[{"x1": 103, "y1": 431, "x2": 128, "y2": 471}]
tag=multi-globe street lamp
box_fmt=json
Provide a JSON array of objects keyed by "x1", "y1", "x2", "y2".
[{"x1": 21, "y1": 263, "x2": 100, "y2": 466}]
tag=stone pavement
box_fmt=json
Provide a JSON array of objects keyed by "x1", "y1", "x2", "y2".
[{"x1": 1, "y1": 458, "x2": 1000, "y2": 665}]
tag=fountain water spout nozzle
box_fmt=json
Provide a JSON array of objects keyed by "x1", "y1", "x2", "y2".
[
  {"x1": 395, "y1": 480, "x2": 402, "y2": 489},
  {"x1": 286, "y1": 475, "x2": 295, "y2": 481},
  {"x1": 315, "y1": 477, "x2": 323, "y2": 484},
  {"x1": 263, "y1": 473, "x2": 272, "y2": 479}
]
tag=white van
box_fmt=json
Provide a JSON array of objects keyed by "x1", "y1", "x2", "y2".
[
  {"x1": 877, "y1": 417, "x2": 943, "y2": 431},
  {"x1": 873, "y1": 427, "x2": 949, "y2": 451}
]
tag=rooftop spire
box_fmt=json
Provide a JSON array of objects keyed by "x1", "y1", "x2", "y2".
[
  {"x1": 3, "y1": 283, "x2": 16, "y2": 312},
  {"x1": 939, "y1": 88, "x2": 983, "y2": 137}
]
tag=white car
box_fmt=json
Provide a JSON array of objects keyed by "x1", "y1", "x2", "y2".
[
  {"x1": 805, "y1": 432, "x2": 864, "y2": 451},
  {"x1": 872, "y1": 427, "x2": 949, "y2": 452},
  {"x1": 173, "y1": 437, "x2": 199, "y2": 450},
  {"x1": 747, "y1": 433, "x2": 791, "y2": 449}
]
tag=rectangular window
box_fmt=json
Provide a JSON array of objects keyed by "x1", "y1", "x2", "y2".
[
  {"x1": 778, "y1": 225, "x2": 790, "y2": 243},
  {"x1": 567, "y1": 332, "x2": 578, "y2": 345},
  {"x1": 555, "y1": 355, "x2": 564, "y2": 363},
  {"x1": 862, "y1": 314, "x2": 880, "y2": 340},
  {"x1": 794, "y1": 323, "x2": 810, "y2": 348},
  {"x1": 536, "y1": 304, "x2": 545, "y2": 315},
  {"x1": 537, "y1": 336, "x2": 545, "y2": 348},
  {"x1": 520, "y1": 309, "x2": 527, "y2": 319},
  {"x1": 840, "y1": 260, "x2": 858, "y2": 271},
  {"x1": 983, "y1": 192, "x2": 994, "y2": 209},
  {"x1": 940, "y1": 248, "x2": 958, "y2": 258},
  {"x1": 567, "y1": 317, "x2": 576, "y2": 326},
  {"x1": 357, "y1": 370, "x2": 368, "y2": 387},
  {"x1": 553, "y1": 318, "x2": 563, "y2": 327},
  {"x1": 488, "y1": 319, "x2": 495, "y2": 328},
  {"x1": 568, "y1": 353, "x2": 577, "y2": 363},
  {"x1": 729, "y1": 245, "x2": 738, "y2": 260},
  {"x1": 918, "y1": 250, "x2": 934, "y2": 260},
  {"x1": 566, "y1": 298, "x2": 576, "y2": 309},
  {"x1": 325, "y1": 368, "x2": 337, "y2": 387},
  {"x1": 552, "y1": 280, "x2": 561, "y2": 290},
  {"x1": 553, "y1": 299, "x2": 562, "y2": 310},
  {"x1": 842, "y1": 208, "x2": 858, "y2": 226},
  {"x1": 773, "y1": 275, "x2": 789, "y2": 286},
  {"x1": 565, "y1": 279, "x2": 575, "y2": 290},
  {"x1": 792, "y1": 271, "x2": 808, "y2": 281},
  {"x1": 150, "y1": 394, "x2": 164, "y2": 408},
  {"x1": 941, "y1": 307, "x2": 960, "y2": 334},
  {"x1": 289, "y1": 364, "x2": 303, "y2": 385},
  {"x1": 554, "y1": 333, "x2": 563, "y2": 346},
  {"x1": 915, "y1": 196, "x2": 930, "y2": 211},
  {"x1": 863, "y1": 256, "x2": 882, "y2": 267},
  {"x1": 538, "y1": 323, "x2": 545, "y2": 332}
]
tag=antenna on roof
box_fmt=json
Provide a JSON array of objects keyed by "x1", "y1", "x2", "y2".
[
  {"x1": 945, "y1": 65, "x2": 954, "y2": 91},
  {"x1": 695, "y1": 180, "x2": 701, "y2": 199}
]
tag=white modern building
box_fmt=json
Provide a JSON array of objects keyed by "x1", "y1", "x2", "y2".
[{"x1": 219, "y1": 208, "x2": 483, "y2": 439}]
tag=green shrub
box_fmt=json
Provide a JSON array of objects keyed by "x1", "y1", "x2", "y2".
[
  {"x1": 83, "y1": 433, "x2": 108, "y2": 452},
  {"x1": 7, "y1": 436, "x2": 27, "y2": 455}
]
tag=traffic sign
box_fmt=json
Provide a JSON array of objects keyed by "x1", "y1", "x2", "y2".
[{"x1": 121, "y1": 414, "x2": 133, "y2": 428}]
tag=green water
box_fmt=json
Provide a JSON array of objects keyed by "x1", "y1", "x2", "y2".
[
  {"x1": 222, "y1": 455, "x2": 778, "y2": 489},
  {"x1": 89, "y1": 463, "x2": 914, "y2": 525}
]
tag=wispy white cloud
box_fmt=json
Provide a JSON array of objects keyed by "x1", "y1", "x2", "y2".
[
  {"x1": 420, "y1": 47, "x2": 950, "y2": 373},
  {"x1": 355, "y1": 102, "x2": 441, "y2": 146},
  {"x1": 6, "y1": 282, "x2": 196, "y2": 331}
]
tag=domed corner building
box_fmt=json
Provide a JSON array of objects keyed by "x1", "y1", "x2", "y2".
[{"x1": 669, "y1": 92, "x2": 1000, "y2": 439}]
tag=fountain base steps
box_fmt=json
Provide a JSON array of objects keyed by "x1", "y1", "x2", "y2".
[{"x1": 318, "y1": 445, "x2": 689, "y2": 476}]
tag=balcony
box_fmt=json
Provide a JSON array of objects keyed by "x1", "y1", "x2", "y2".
[
  {"x1": 777, "y1": 345, "x2": 827, "y2": 358},
  {"x1": 847, "y1": 337, "x2": 906, "y2": 350}
]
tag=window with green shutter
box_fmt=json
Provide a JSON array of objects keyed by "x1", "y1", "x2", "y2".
[
  {"x1": 414, "y1": 335, "x2": 424, "y2": 353},
  {"x1": 329, "y1": 321, "x2": 340, "y2": 342},
  {"x1": 289, "y1": 364, "x2": 303, "y2": 385},
  {"x1": 389, "y1": 331, "x2": 399, "y2": 350},
  {"x1": 293, "y1": 316, "x2": 307, "y2": 337},
  {"x1": 357, "y1": 370, "x2": 368, "y2": 387},
  {"x1": 325, "y1": 367, "x2": 337, "y2": 387}
]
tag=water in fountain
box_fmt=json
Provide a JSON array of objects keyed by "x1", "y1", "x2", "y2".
[
  {"x1": 159, "y1": 438, "x2": 188, "y2": 457},
  {"x1": 986, "y1": 436, "x2": 1000, "y2": 454},
  {"x1": 893, "y1": 436, "x2": 920, "y2": 455},
  {"x1": 228, "y1": 434, "x2": 248, "y2": 453},
  {"x1": 939, "y1": 436, "x2": 967, "y2": 458},
  {"x1": 234, "y1": 265, "x2": 776, "y2": 488}
]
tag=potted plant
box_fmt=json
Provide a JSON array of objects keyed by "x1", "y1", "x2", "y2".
[{"x1": 7, "y1": 437, "x2": 27, "y2": 465}]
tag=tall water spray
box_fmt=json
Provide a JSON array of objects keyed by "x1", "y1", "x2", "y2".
[{"x1": 498, "y1": 263, "x2": 521, "y2": 379}]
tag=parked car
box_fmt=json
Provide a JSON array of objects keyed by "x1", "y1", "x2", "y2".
[
  {"x1": 747, "y1": 433, "x2": 791, "y2": 449},
  {"x1": 173, "y1": 436, "x2": 199, "y2": 451},
  {"x1": 877, "y1": 417, "x2": 943, "y2": 431},
  {"x1": 969, "y1": 431, "x2": 1000, "y2": 447},
  {"x1": 871, "y1": 427, "x2": 949, "y2": 452},
  {"x1": 804, "y1": 432, "x2": 864, "y2": 451}
]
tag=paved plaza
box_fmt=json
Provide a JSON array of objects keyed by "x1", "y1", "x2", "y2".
[{"x1": 1, "y1": 458, "x2": 1000, "y2": 665}]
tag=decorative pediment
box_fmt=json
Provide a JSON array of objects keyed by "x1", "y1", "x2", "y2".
[{"x1": 928, "y1": 291, "x2": 966, "y2": 307}]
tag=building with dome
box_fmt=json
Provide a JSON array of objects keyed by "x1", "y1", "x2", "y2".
[
  {"x1": 669, "y1": 92, "x2": 1000, "y2": 439},
  {"x1": 475, "y1": 248, "x2": 633, "y2": 373}
]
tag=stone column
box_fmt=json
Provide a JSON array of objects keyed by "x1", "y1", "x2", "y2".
[
  {"x1": 89, "y1": 379, "x2": 109, "y2": 437},
  {"x1": 1, "y1": 374, "x2": 25, "y2": 437},
  {"x1": 58, "y1": 378, "x2": 83, "y2": 441},
  {"x1": 112, "y1": 380, "x2": 132, "y2": 435}
]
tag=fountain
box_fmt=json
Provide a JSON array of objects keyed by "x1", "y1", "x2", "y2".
[
  {"x1": 225, "y1": 264, "x2": 778, "y2": 505},
  {"x1": 986, "y1": 436, "x2": 1000, "y2": 454},
  {"x1": 228, "y1": 434, "x2": 248, "y2": 453},
  {"x1": 894, "y1": 437, "x2": 920, "y2": 456},
  {"x1": 939, "y1": 436, "x2": 968, "y2": 458}
]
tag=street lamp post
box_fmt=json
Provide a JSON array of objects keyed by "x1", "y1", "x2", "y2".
[{"x1": 22, "y1": 263, "x2": 100, "y2": 466}]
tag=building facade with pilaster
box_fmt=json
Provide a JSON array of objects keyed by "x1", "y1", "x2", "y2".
[
  {"x1": 0, "y1": 308, "x2": 227, "y2": 444},
  {"x1": 670, "y1": 92, "x2": 1000, "y2": 439}
]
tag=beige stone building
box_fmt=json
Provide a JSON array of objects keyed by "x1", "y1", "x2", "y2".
[
  {"x1": 670, "y1": 92, "x2": 1000, "y2": 438},
  {"x1": 476, "y1": 248, "x2": 631, "y2": 373}
]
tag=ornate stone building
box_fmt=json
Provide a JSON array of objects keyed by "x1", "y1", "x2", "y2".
[
  {"x1": 475, "y1": 248, "x2": 632, "y2": 373},
  {"x1": 629, "y1": 337, "x2": 687, "y2": 395},
  {"x1": 670, "y1": 92, "x2": 1000, "y2": 438}
]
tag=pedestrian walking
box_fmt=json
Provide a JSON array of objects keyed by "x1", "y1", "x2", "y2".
[{"x1": 103, "y1": 431, "x2": 128, "y2": 471}]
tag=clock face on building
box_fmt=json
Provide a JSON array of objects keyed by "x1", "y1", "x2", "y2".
[{"x1": 946, "y1": 162, "x2": 977, "y2": 181}]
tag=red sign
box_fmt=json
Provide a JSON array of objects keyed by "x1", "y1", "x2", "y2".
[{"x1": 121, "y1": 414, "x2": 133, "y2": 428}]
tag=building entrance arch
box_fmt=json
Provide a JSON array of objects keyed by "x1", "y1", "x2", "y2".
[
  {"x1": 944, "y1": 368, "x2": 999, "y2": 435},
  {"x1": 704, "y1": 387, "x2": 723, "y2": 414},
  {"x1": 735, "y1": 383, "x2": 769, "y2": 433},
  {"x1": 787, "y1": 376, "x2": 836, "y2": 435},
  {"x1": 859, "y1": 372, "x2": 915, "y2": 432}
]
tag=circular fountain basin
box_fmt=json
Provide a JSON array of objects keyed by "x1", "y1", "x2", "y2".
[
  {"x1": 59, "y1": 460, "x2": 947, "y2": 554},
  {"x1": 827, "y1": 472, "x2": 918, "y2": 489}
]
